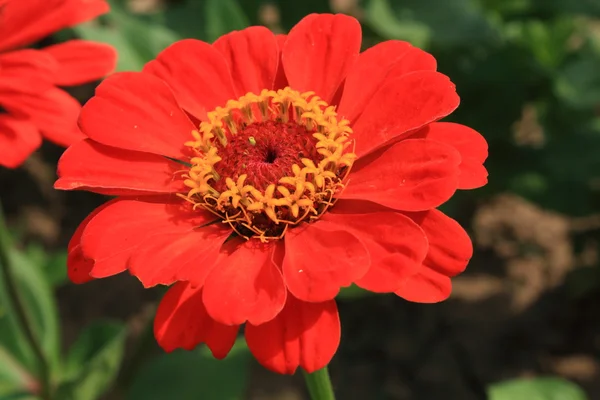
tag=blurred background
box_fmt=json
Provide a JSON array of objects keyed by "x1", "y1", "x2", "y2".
[{"x1": 1, "y1": 0, "x2": 600, "y2": 399}]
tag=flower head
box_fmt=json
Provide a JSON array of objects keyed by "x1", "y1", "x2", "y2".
[
  {"x1": 56, "y1": 14, "x2": 488, "y2": 374},
  {"x1": 0, "y1": 0, "x2": 116, "y2": 168}
]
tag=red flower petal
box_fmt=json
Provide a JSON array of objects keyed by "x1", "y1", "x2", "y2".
[
  {"x1": 213, "y1": 26, "x2": 278, "y2": 96},
  {"x1": 329, "y1": 199, "x2": 389, "y2": 214},
  {"x1": 283, "y1": 14, "x2": 361, "y2": 102},
  {"x1": 395, "y1": 266, "x2": 451, "y2": 304},
  {"x1": 66, "y1": 200, "x2": 114, "y2": 284},
  {"x1": 55, "y1": 139, "x2": 184, "y2": 195},
  {"x1": 352, "y1": 71, "x2": 460, "y2": 158},
  {"x1": 0, "y1": 49, "x2": 57, "y2": 93},
  {"x1": 274, "y1": 34, "x2": 288, "y2": 90},
  {"x1": 322, "y1": 210, "x2": 428, "y2": 293},
  {"x1": 203, "y1": 239, "x2": 286, "y2": 326},
  {"x1": 43, "y1": 40, "x2": 116, "y2": 86},
  {"x1": 395, "y1": 209, "x2": 473, "y2": 303},
  {"x1": 0, "y1": 0, "x2": 109, "y2": 52},
  {"x1": 2, "y1": 87, "x2": 84, "y2": 147},
  {"x1": 80, "y1": 199, "x2": 212, "y2": 279},
  {"x1": 283, "y1": 220, "x2": 370, "y2": 302},
  {"x1": 411, "y1": 122, "x2": 488, "y2": 189},
  {"x1": 245, "y1": 295, "x2": 340, "y2": 374},
  {"x1": 339, "y1": 40, "x2": 436, "y2": 124},
  {"x1": 340, "y1": 139, "x2": 461, "y2": 211},
  {"x1": 154, "y1": 282, "x2": 239, "y2": 358},
  {"x1": 143, "y1": 39, "x2": 237, "y2": 121},
  {"x1": 0, "y1": 115, "x2": 41, "y2": 168},
  {"x1": 79, "y1": 72, "x2": 195, "y2": 158},
  {"x1": 129, "y1": 225, "x2": 229, "y2": 288}
]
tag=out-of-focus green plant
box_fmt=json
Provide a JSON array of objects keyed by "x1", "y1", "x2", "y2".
[
  {"x1": 488, "y1": 377, "x2": 588, "y2": 400},
  {"x1": 71, "y1": 0, "x2": 251, "y2": 71},
  {"x1": 127, "y1": 339, "x2": 250, "y2": 400},
  {"x1": 72, "y1": 0, "x2": 179, "y2": 71},
  {"x1": 24, "y1": 245, "x2": 68, "y2": 289},
  {"x1": 0, "y1": 209, "x2": 126, "y2": 400}
]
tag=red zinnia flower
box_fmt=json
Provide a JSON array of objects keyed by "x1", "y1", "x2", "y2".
[
  {"x1": 56, "y1": 14, "x2": 488, "y2": 374},
  {"x1": 0, "y1": 0, "x2": 116, "y2": 168}
]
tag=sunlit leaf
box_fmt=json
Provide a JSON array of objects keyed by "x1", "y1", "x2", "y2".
[
  {"x1": 364, "y1": 0, "x2": 431, "y2": 48},
  {"x1": 488, "y1": 377, "x2": 588, "y2": 400},
  {"x1": 74, "y1": 0, "x2": 180, "y2": 71},
  {"x1": 0, "y1": 346, "x2": 36, "y2": 399}
]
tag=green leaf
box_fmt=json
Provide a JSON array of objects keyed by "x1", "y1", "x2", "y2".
[
  {"x1": 275, "y1": 0, "x2": 332, "y2": 30},
  {"x1": 74, "y1": 0, "x2": 180, "y2": 71},
  {"x1": 24, "y1": 244, "x2": 68, "y2": 288},
  {"x1": 505, "y1": 19, "x2": 574, "y2": 70},
  {"x1": 128, "y1": 339, "x2": 251, "y2": 400},
  {"x1": 363, "y1": 0, "x2": 497, "y2": 48},
  {"x1": 40, "y1": 252, "x2": 68, "y2": 288},
  {"x1": 488, "y1": 377, "x2": 588, "y2": 400},
  {"x1": 555, "y1": 50, "x2": 600, "y2": 109},
  {"x1": 0, "y1": 347, "x2": 35, "y2": 398},
  {"x1": 532, "y1": 0, "x2": 600, "y2": 17},
  {"x1": 55, "y1": 321, "x2": 127, "y2": 400},
  {"x1": 0, "y1": 247, "x2": 60, "y2": 378},
  {"x1": 162, "y1": 0, "x2": 208, "y2": 41},
  {"x1": 337, "y1": 284, "x2": 373, "y2": 299},
  {"x1": 0, "y1": 391, "x2": 39, "y2": 400},
  {"x1": 205, "y1": 0, "x2": 250, "y2": 43},
  {"x1": 364, "y1": 0, "x2": 431, "y2": 49},
  {"x1": 481, "y1": 0, "x2": 533, "y2": 15}
]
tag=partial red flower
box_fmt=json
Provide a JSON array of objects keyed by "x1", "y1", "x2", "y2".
[
  {"x1": 0, "y1": 0, "x2": 116, "y2": 168},
  {"x1": 56, "y1": 14, "x2": 488, "y2": 374}
]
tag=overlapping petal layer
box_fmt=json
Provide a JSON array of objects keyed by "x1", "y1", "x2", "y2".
[
  {"x1": 55, "y1": 139, "x2": 185, "y2": 195},
  {"x1": 340, "y1": 139, "x2": 461, "y2": 211},
  {"x1": 0, "y1": 116, "x2": 41, "y2": 168},
  {"x1": 282, "y1": 13, "x2": 361, "y2": 103},
  {"x1": 246, "y1": 295, "x2": 340, "y2": 374},
  {"x1": 396, "y1": 209, "x2": 473, "y2": 302},
  {"x1": 213, "y1": 26, "x2": 279, "y2": 96},
  {"x1": 410, "y1": 122, "x2": 488, "y2": 189},
  {"x1": 0, "y1": 0, "x2": 114, "y2": 168},
  {"x1": 283, "y1": 220, "x2": 370, "y2": 302},
  {"x1": 203, "y1": 239, "x2": 286, "y2": 326},
  {"x1": 79, "y1": 72, "x2": 195, "y2": 157},
  {"x1": 143, "y1": 40, "x2": 237, "y2": 121},
  {"x1": 79, "y1": 199, "x2": 218, "y2": 279},
  {"x1": 155, "y1": 282, "x2": 239, "y2": 357},
  {"x1": 324, "y1": 205, "x2": 428, "y2": 292}
]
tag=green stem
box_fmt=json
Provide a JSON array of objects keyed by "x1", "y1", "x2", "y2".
[
  {"x1": 302, "y1": 367, "x2": 336, "y2": 400},
  {"x1": 0, "y1": 204, "x2": 52, "y2": 400}
]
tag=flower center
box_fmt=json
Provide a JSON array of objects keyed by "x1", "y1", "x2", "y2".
[{"x1": 180, "y1": 87, "x2": 357, "y2": 241}]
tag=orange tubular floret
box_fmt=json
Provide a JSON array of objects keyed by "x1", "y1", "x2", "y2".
[{"x1": 179, "y1": 87, "x2": 357, "y2": 242}]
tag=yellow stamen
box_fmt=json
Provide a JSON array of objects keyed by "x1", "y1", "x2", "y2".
[{"x1": 179, "y1": 87, "x2": 357, "y2": 242}]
